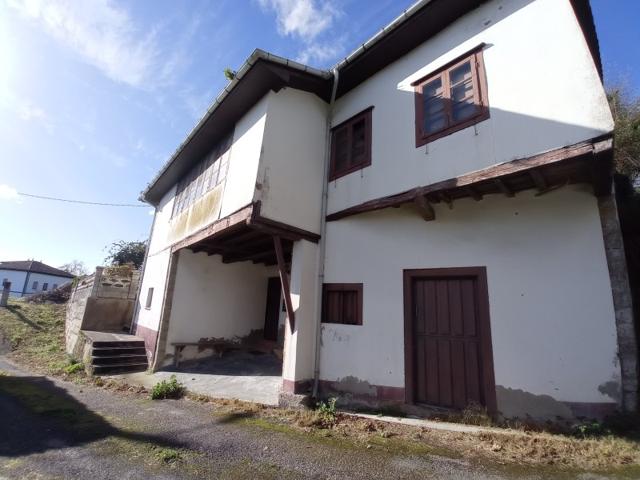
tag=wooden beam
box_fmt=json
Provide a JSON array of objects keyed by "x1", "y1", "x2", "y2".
[
  {"x1": 529, "y1": 169, "x2": 548, "y2": 192},
  {"x1": 494, "y1": 178, "x2": 515, "y2": 197},
  {"x1": 439, "y1": 191, "x2": 453, "y2": 209},
  {"x1": 326, "y1": 135, "x2": 612, "y2": 221},
  {"x1": 273, "y1": 235, "x2": 295, "y2": 330},
  {"x1": 413, "y1": 194, "x2": 435, "y2": 221},
  {"x1": 170, "y1": 204, "x2": 254, "y2": 252},
  {"x1": 466, "y1": 186, "x2": 483, "y2": 201}
]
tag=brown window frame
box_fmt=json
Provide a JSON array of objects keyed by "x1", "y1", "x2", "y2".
[
  {"x1": 321, "y1": 283, "x2": 363, "y2": 326},
  {"x1": 414, "y1": 45, "x2": 489, "y2": 147},
  {"x1": 329, "y1": 107, "x2": 373, "y2": 181}
]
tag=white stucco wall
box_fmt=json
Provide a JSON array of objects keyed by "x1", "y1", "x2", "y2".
[
  {"x1": 258, "y1": 88, "x2": 327, "y2": 234},
  {"x1": 0, "y1": 269, "x2": 71, "y2": 297},
  {"x1": 327, "y1": 0, "x2": 614, "y2": 215},
  {"x1": 0, "y1": 270, "x2": 27, "y2": 297},
  {"x1": 219, "y1": 96, "x2": 268, "y2": 218},
  {"x1": 163, "y1": 249, "x2": 278, "y2": 362},
  {"x1": 320, "y1": 186, "x2": 619, "y2": 405},
  {"x1": 134, "y1": 186, "x2": 176, "y2": 332}
]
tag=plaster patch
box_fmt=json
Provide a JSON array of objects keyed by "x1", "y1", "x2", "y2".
[{"x1": 495, "y1": 386, "x2": 574, "y2": 421}]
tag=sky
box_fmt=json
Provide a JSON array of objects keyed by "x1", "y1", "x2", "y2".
[{"x1": 0, "y1": 0, "x2": 638, "y2": 271}]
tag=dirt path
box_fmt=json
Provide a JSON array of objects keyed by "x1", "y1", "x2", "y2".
[{"x1": 0, "y1": 356, "x2": 630, "y2": 479}]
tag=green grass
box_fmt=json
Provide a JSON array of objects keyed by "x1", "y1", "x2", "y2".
[{"x1": 0, "y1": 300, "x2": 74, "y2": 376}]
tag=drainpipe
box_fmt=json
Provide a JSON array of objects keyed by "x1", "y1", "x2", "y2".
[{"x1": 312, "y1": 67, "x2": 339, "y2": 399}]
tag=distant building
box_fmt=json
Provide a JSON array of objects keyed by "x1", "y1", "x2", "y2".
[{"x1": 0, "y1": 261, "x2": 75, "y2": 297}]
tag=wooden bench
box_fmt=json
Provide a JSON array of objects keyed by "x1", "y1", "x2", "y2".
[{"x1": 171, "y1": 341, "x2": 239, "y2": 367}]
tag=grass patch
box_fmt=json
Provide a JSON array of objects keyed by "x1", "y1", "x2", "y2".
[
  {"x1": 150, "y1": 375, "x2": 185, "y2": 400},
  {"x1": 152, "y1": 446, "x2": 182, "y2": 464},
  {"x1": 0, "y1": 300, "x2": 76, "y2": 377},
  {"x1": 0, "y1": 374, "x2": 106, "y2": 432}
]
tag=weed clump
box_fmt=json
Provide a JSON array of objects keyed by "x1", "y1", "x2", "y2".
[{"x1": 151, "y1": 375, "x2": 185, "y2": 400}]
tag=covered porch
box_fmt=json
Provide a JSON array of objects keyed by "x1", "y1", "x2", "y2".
[{"x1": 149, "y1": 202, "x2": 321, "y2": 402}]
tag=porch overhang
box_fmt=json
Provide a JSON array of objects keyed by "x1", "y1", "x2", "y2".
[
  {"x1": 170, "y1": 201, "x2": 320, "y2": 266},
  {"x1": 326, "y1": 135, "x2": 614, "y2": 222}
]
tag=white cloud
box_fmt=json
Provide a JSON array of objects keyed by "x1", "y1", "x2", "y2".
[
  {"x1": 6, "y1": 0, "x2": 168, "y2": 88},
  {"x1": 296, "y1": 38, "x2": 345, "y2": 65},
  {"x1": 0, "y1": 184, "x2": 19, "y2": 200},
  {"x1": 257, "y1": 0, "x2": 338, "y2": 42},
  {"x1": 17, "y1": 103, "x2": 45, "y2": 121}
]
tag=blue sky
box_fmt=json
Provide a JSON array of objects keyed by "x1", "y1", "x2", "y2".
[{"x1": 0, "y1": 0, "x2": 638, "y2": 271}]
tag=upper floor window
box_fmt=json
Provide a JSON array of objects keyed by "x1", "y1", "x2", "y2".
[
  {"x1": 414, "y1": 47, "x2": 489, "y2": 147},
  {"x1": 172, "y1": 132, "x2": 233, "y2": 217},
  {"x1": 330, "y1": 107, "x2": 373, "y2": 180}
]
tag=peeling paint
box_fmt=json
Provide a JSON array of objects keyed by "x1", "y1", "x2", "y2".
[
  {"x1": 597, "y1": 380, "x2": 621, "y2": 402},
  {"x1": 495, "y1": 385, "x2": 574, "y2": 421},
  {"x1": 332, "y1": 376, "x2": 377, "y2": 397}
]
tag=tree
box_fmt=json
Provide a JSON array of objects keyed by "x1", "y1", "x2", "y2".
[
  {"x1": 607, "y1": 87, "x2": 640, "y2": 184},
  {"x1": 59, "y1": 260, "x2": 88, "y2": 277},
  {"x1": 104, "y1": 240, "x2": 147, "y2": 269}
]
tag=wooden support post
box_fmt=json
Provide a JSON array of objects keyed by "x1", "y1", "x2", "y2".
[
  {"x1": 413, "y1": 194, "x2": 435, "y2": 221},
  {"x1": 273, "y1": 235, "x2": 295, "y2": 330},
  {"x1": 494, "y1": 178, "x2": 515, "y2": 197}
]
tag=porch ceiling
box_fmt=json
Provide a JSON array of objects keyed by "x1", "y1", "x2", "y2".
[{"x1": 187, "y1": 224, "x2": 294, "y2": 266}]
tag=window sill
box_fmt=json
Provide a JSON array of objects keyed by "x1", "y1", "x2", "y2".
[
  {"x1": 328, "y1": 161, "x2": 371, "y2": 182},
  {"x1": 415, "y1": 110, "x2": 490, "y2": 147}
]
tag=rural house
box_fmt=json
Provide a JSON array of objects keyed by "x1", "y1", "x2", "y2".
[
  {"x1": 0, "y1": 260, "x2": 74, "y2": 298},
  {"x1": 132, "y1": 0, "x2": 637, "y2": 420}
]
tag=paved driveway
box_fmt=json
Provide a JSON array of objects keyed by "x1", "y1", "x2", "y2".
[{"x1": 0, "y1": 357, "x2": 628, "y2": 480}]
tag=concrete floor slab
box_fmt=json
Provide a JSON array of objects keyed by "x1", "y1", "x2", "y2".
[{"x1": 116, "y1": 370, "x2": 282, "y2": 405}]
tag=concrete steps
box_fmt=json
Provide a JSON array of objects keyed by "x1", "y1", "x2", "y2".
[{"x1": 82, "y1": 331, "x2": 148, "y2": 375}]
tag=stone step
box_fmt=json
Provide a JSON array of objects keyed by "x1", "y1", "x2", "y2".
[
  {"x1": 92, "y1": 346, "x2": 147, "y2": 357},
  {"x1": 92, "y1": 363, "x2": 148, "y2": 375},
  {"x1": 91, "y1": 340, "x2": 146, "y2": 349},
  {"x1": 91, "y1": 354, "x2": 149, "y2": 366}
]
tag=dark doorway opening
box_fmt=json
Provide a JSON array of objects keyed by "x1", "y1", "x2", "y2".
[{"x1": 263, "y1": 277, "x2": 281, "y2": 342}]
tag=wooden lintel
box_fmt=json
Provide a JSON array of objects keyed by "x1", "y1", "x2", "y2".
[
  {"x1": 326, "y1": 135, "x2": 611, "y2": 222},
  {"x1": 413, "y1": 195, "x2": 435, "y2": 221},
  {"x1": 529, "y1": 169, "x2": 548, "y2": 192},
  {"x1": 494, "y1": 178, "x2": 514, "y2": 197},
  {"x1": 273, "y1": 236, "x2": 295, "y2": 330}
]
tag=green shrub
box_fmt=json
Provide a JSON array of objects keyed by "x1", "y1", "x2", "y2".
[
  {"x1": 316, "y1": 397, "x2": 338, "y2": 424},
  {"x1": 151, "y1": 375, "x2": 185, "y2": 400},
  {"x1": 572, "y1": 420, "x2": 611, "y2": 438},
  {"x1": 63, "y1": 363, "x2": 84, "y2": 375}
]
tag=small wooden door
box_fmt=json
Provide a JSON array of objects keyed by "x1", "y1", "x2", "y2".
[
  {"x1": 263, "y1": 277, "x2": 281, "y2": 341},
  {"x1": 404, "y1": 268, "x2": 496, "y2": 412}
]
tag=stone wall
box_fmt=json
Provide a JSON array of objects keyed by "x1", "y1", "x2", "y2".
[{"x1": 65, "y1": 266, "x2": 141, "y2": 356}]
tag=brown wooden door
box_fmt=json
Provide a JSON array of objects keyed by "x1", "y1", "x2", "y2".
[
  {"x1": 263, "y1": 277, "x2": 281, "y2": 341},
  {"x1": 404, "y1": 268, "x2": 496, "y2": 412}
]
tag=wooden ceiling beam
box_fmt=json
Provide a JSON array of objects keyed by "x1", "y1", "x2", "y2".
[
  {"x1": 466, "y1": 186, "x2": 483, "y2": 201},
  {"x1": 529, "y1": 169, "x2": 548, "y2": 192},
  {"x1": 413, "y1": 194, "x2": 435, "y2": 221},
  {"x1": 494, "y1": 178, "x2": 515, "y2": 197}
]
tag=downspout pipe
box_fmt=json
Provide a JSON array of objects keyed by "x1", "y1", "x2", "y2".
[{"x1": 312, "y1": 67, "x2": 339, "y2": 399}]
